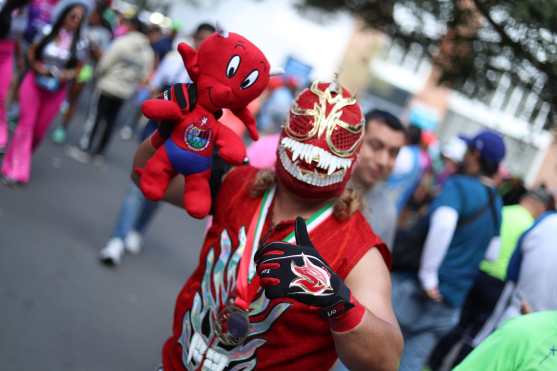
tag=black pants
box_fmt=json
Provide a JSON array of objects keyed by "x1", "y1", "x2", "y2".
[
  {"x1": 86, "y1": 92, "x2": 125, "y2": 156},
  {"x1": 428, "y1": 271, "x2": 505, "y2": 370}
]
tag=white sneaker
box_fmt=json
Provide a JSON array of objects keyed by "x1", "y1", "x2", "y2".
[
  {"x1": 66, "y1": 145, "x2": 92, "y2": 164},
  {"x1": 124, "y1": 231, "x2": 143, "y2": 254},
  {"x1": 120, "y1": 126, "x2": 133, "y2": 141},
  {"x1": 99, "y1": 238, "x2": 125, "y2": 265}
]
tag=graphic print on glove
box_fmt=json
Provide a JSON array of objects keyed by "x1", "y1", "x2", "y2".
[
  {"x1": 255, "y1": 217, "x2": 354, "y2": 317},
  {"x1": 136, "y1": 26, "x2": 270, "y2": 218},
  {"x1": 290, "y1": 253, "x2": 334, "y2": 296}
]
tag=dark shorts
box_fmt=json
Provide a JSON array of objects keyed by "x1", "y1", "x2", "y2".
[{"x1": 164, "y1": 140, "x2": 211, "y2": 175}]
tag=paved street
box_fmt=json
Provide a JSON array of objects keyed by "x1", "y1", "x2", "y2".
[{"x1": 0, "y1": 118, "x2": 206, "y2": 370}]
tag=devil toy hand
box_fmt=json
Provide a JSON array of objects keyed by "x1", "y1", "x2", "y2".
[
  {"x1": 157, "y1": 83, "x2": 191, "y2": 138},
  {"x1": 254, "y1": 217, "x2": 354, "y2": 318}
]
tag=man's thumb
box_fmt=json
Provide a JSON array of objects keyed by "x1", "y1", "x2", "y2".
[{"x1": 294, "y1": 217, "x2": 312, "y2": 247}]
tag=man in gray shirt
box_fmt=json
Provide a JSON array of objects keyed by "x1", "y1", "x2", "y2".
[
  {"x1": 333, "y1": 110, "x2": 406, "y2": 371},
  {"x1": 473, "y1": 207, "x2": 557, "y2": 346},
  {"x1": 351, "y1": 109, "x2": 406, "y2": 249}
]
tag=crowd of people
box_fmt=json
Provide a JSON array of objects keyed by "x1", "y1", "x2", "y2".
[
  {"x1": 1, "y1": 1, "x2": 556, "y2": 370},
  {"x1": 0, "y1": 0, "x2": 186, "y2": 183}
]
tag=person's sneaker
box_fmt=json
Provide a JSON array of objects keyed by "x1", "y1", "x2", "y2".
[
  {"x1": 51, "y1": 126, "x2": 67, "y2": 144},
  {"x1": 120, "y1": 126, "x2": 133, "y2": 141},
  {"x1": 66, "y1": 145, "x2": 91, "y2": 164},
  {"x1": 60, "y1": 100, "x2": 69, "y2": 115},
  {"x1": 0, "y1": 175, "x2": 14, "y2": 187},
  {"x1": 99, "y1": 238, "x2": 125, "y2": 266},
  {"x1": 0, "y1": 174, "x2": 26, "y2": 188},
  {"x1": 124, "y1": 231, "x2": 143, "y2": 254}
]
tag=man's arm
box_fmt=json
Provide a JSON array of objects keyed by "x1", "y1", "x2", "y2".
[
  {"x1": 256, "y1": 221, "x2": 403, "y2": 370},
  {"x1": 418, "y1": 206, "x2": 458, "y2": 301},
  {"x1": 332, "y1": 249, "x2": 403, "y2": 371}
]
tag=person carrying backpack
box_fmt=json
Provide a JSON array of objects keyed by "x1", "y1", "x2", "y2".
[{"x1": 392, "y1": 130, "x2": 506, "y2": 371}]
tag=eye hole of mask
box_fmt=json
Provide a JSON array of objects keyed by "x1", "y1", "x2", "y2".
[{"x1": 287, "y1": 112, "x2": 314, "y2": 138}]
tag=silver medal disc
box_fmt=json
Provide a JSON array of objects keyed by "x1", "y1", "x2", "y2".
[{"x1": 214, "y1": 304, "x2": 250, "y2": 346}]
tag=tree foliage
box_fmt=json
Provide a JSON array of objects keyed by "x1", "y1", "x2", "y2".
[{"x1": 297, "y1": 0, "x2": 557, "y2": 127}]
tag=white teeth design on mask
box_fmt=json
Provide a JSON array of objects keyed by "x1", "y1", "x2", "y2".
[
  {"x1": 279, "y1": 139, "x2": 350, "y2": 187},
  {"x1": 327, "y1": 158, "x2": 337, "y2": 176},
  {"x1": 280, "y1": 137, "x2": 353, "y2": 177},
  {"x1": 292, "y1": 148, "x2": 300, "y2": 161},
  {"x1": 325, "y1": 156, "x2": 332, "y2": 173}
]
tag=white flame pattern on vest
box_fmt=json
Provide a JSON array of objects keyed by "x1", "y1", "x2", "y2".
[{"x1": 179, "y1": 228, "x2": 291, "y2": 371}]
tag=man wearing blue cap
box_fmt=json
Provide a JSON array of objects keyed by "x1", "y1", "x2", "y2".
[{"x1": 392, "y1": 129, "x2": 506, "y2": 371}]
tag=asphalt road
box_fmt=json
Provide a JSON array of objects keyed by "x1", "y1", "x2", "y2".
[{"x1": 0, "y1": 111, "x2": 206, "y2": 371}]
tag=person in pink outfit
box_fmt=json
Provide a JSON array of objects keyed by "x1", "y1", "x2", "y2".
[
  {"x1": 1, "y1": 0, "x2": 89, "y2": 185},
  {"x1": 246, "y1": 133, "x2": 280, "y2": 169},
  {"x1": 246, "y1": 75, "x2": 299, "y2": 169},
  {"x1": 0, "y1": 0, "x2": 31, "y2": 152}
]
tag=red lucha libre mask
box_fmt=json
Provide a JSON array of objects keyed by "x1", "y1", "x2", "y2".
[
  {"x1": 178, "y1": 30, "x2": 270, "y2": 139},
  {"x1": 276, "y1": 81, "x2": 365, "y2": 199}
]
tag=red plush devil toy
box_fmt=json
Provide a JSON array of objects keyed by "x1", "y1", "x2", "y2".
[{"x1": 135, "y1": 28, "x2": 270, "y2": 218}]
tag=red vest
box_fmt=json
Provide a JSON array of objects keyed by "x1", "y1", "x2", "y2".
[{"x1": 162, "y1": 166, "x2": 389, "y2": 371}]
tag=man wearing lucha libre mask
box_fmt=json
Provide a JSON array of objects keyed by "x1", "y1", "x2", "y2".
[{"x1": 133, "y1": 80, "x2": 402, "y2": 371}]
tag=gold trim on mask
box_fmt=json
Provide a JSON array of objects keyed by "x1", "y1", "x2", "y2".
[{"x1": 285, "y1": 81, "x2": 364, "y2": 158}]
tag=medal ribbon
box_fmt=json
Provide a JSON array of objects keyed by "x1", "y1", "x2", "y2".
[{"x1": 234, "y1": 186, "x2": 334, "y2": 311}]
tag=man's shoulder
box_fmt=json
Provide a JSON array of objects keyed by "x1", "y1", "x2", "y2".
[
  {"x1": 440, "y1": 175, "x2": 487, "y2": 206},
  {"x1": 212, "y1": 166, "x2": 260, "y2": 224},
  {"x1": 446, "y1": 174, "x2": 479, "y2": 188},
  {"x1": 366, "y1": 184, "x2": 397, "y2": 216},
  {"x1": 527, "y1": 212, "x2": 557, "y2": 242},
  {"x1": 222, "y1": 166, "x2": 258, "y2": 188},
  {"x1": 218, "y1": 166, "x2": 259, "y2": 204},
  {"x1": 537, "y1": 212, "x2": 557, "y2": 227},
  {"x1": 337, "y1": 210, "x2": 391, "y2": 269},
  {"x1": 504, "y1": 204, "x2": 532, "y2": 222},
  {"x1": 497, "y1": 311, "x2": 557, "y2": 346}
]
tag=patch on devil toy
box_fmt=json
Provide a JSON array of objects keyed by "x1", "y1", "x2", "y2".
[{"x1": 184, "y1": 122, "x2": 212, "y2": 152}]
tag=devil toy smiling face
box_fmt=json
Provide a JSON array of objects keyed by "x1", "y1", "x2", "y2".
[
  {"x1": 179, "y1": 31, "x2": 270, "y2": 113},
  {"x1": 276, "y1": 81, "x2": 365, "y2": 199}
]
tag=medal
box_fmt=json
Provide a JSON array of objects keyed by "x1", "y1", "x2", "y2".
[
  {"x1": 214, "y1": 302, "x2": 250, "y2": 346},
  {"x1": 212, "y1": 187, "x2": 333, "y2": 348}
]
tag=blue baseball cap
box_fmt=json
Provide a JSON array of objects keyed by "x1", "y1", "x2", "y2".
[{"x1": 459, "y1": 130, "x2": 506, "y2": 164}]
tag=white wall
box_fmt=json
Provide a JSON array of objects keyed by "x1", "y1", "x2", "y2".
[{"x1": 170, "y1": 0, "x2": 354, "y2": 81}]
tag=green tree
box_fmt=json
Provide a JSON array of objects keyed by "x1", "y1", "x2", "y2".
[{"x1": 298, "y1": 0, "x2": 557, "y2": 128}]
